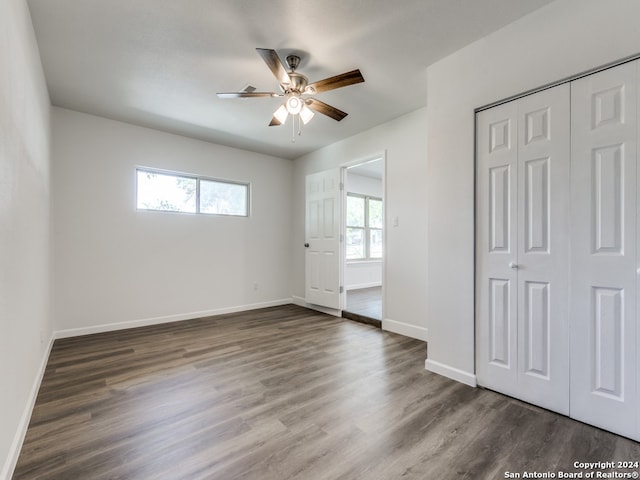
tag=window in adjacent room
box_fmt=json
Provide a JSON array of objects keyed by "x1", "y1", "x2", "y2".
[
  {"x1": 136, "y1": 168, "x2": 249, "y2": 216},
  {"x1": 346, "y1": 193, "x2": 382, "y2": 260}
]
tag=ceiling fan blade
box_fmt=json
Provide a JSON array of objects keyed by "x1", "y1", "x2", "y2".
[
  {"x1": 217, "y1": 92, "x2": 282, "y2": 98},
  {"x1": 305, "y1": 98, "x2": 348, "y2": 121},
  {"x1": 269, "y1": 116, "x2": 282, "y2": 126},
  {"x1": 256, "y1": 48, "x2": 291, "y2": 86},
  {"x1": 305, "y1": 69, "x2": 364, "y2": 94}
]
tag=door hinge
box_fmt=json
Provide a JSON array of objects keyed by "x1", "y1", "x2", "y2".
[
  {"x1": 340, "y1": 182, "x2": 344, "y2": 191},
  {"x1": 340, "y1": 286, "x2": 344, "y2": 294},
  {"x1": 340, "y1": 233, "x2": 344, "y2": 243}
]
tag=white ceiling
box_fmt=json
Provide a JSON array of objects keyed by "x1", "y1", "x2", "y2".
[
  {"x1": 348, "y1": 159, "x2": 383, "y2": 180},
  {"x1": 27, "y1": 0, "x2": 555, "y2": 160}
]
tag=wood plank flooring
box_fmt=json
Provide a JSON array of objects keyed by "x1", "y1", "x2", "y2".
[
  {"x1": 13, "y1": 305, "x2": 640, "y2": 480},
  {"x1": 345, "y1": 286, "x2": 382, "y2": 320}
]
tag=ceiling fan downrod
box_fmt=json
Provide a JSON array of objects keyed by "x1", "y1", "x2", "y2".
[{"x1": 286, "y1": 54, "x2": 300, "y2": 71}]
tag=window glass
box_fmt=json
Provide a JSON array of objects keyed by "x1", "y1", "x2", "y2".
[
  {"x1": 369, "y1": 198, "x2": 383, "y2": 229},
  {"x1": 370, "y1": 229, "x2": 383, "y2": 258},
  {"x1": 200, "y1": 180, "x2": 248, "y2": 216},
  {"x1": 346, "y1": 227, "x2": 365, "y2": 259},
  {"x1": 136, "y1": 170, "x2": 196, "y2": 213},
  {"x1": 346, "y1": 195, "x2": 365, "y2": 227}
]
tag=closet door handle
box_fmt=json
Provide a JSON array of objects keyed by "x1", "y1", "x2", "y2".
[{"x1": 509, "y1": 262, "x2": 519, "y2": 269}]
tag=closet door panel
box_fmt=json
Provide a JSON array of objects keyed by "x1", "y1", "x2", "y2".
[
  {"x1": 570, "y1": 61, "x2": 638, "y2": 439},
  {"x1": 476, "y1": 85, "x2": 570, "y2": 413},
  {"x1": 516, "y1": 84, "x2": 570, "y2": 415},
  {"x1": 476, "y1": 101, "x2": 519, "y2": 396}
]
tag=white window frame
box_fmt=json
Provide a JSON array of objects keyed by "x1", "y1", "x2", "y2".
[
  {"x1": 135, "y1": 167, "x2": 250, "y2": 217},
  {"x1": 346, "y1": 193, "x2": 383, "y2": 261}
]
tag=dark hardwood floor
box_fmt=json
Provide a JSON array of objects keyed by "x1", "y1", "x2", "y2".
[
  {"x1": 13, "y1": 305, "x2": 640, "y2": 480},
  {"x1": 345, "y1": 286, "x2": 382, "y2": 320}
]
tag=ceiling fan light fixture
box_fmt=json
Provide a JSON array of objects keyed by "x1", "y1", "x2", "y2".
[
  {"x1": 219, "y1": 48, "x2": 365, "y2": 138},
  {"x1": 273, "y1": 104, "x2": 288, "y2": 124},
  {"x1": 300, "y1": 104, "x2": 314, "y2": 125},
  {"x1": 286, "y1": 95, "x2": 303, "y2": 115}
]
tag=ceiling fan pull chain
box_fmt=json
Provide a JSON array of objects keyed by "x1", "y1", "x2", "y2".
[{"x1": 291, "y1": 115, "x2": 296, "y2": 143}]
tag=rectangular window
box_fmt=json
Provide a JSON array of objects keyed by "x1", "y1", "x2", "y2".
[
  {"x1": 136, "y1": 168, "x2": 249, "y2": 217},
  {"x1": 346, "y1": 193, "x2": 383, "y2": 260},
  {"x1": 200, "y1": 179, "x2": 248, "y2": 216}
]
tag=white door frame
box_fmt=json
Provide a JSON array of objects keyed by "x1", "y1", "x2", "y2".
[{"x1": 340, "y1": 151, "x2": 387, "y2": 320}]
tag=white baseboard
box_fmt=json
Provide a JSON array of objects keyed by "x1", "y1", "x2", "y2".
[
  {"x1": 425, "y1": 359, "x2": 477, "y2": 387},
  {"x1": 291, "y1": 296, "x2": 341, "y2": 318},
  {"x1": 382, "y1": 318, "x2": 428, "y2": 342},
  {"x1": 2, "y1": 334, "x2": 55, "y2": 480},
  {"x1": 55, "y1": 298, "x2": 292, "y2": 339}
]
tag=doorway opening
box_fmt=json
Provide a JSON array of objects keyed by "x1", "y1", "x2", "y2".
[{"x1": 341, "y1": 157, "x2": 384, "y2": 326}]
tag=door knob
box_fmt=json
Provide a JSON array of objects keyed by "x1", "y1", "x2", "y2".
[
  {"x1": 304, "y1": 243, "x2": 310, "y2": 248},
  {"x1": 509, "y1": 262, "x2": 519, "y2": 269}
]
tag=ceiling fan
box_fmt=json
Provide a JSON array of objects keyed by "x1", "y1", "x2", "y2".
[{"x1": 217, "y1": 48, "x2": 365, "y2": 132}]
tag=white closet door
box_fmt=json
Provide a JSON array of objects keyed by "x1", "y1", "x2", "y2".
[
  {"x1": 570, "y1": 61, "x2": 638, "y2": 439},
  {"x1": 477, "y1": 101, "x2": 519, "y2": 397},
  {"x1": 477, "y1": 85, "x2": 570, "y2": 415},
  {"x1": 516, "y1": 85, "x2": 570, "y2": 414}
]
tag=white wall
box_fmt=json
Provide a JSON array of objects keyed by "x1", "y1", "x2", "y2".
[
  {"x1": 346, "y1": 172, "x2": 382, "y2": 198},
  {"x1": 52, "y1": 107, "x2": 292, "y2": 335},
  {"x1": 345, "y1": 172, "x2": 382, "y2": 290},
  {"x1": 426, "y1": 0, "x2": 640, "y2": 386},
  {"x1": 292, "y1": 107, "x2": 428, "y2": 341},
  {"x1": 0, "y1": 0, "x2": 52, "y2": 477}
]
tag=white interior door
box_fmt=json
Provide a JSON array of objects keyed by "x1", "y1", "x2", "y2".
[
  {"x1": 477, "y1": 84, "x2": 570, "y2": 415},
  {"x1": 476, "y1": 100, "x2": 519, "y2": 398},
  {"x1": 305, "y1": 169, "x2": 342, "y2": 310},
  {"x1": 570, "y1": 61, "x2": 638, "y2": 439},
  {"x1": 515, "y1": 84, "x2": 570, "y2": 414}
]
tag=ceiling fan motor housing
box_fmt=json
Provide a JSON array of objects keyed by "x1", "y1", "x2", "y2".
[
  {"x1": 285, "y1": 72, "x2": 308, "y2": 94},
  {"x1": 280, "y1": 55, "x2": 308, "y2": 94}
]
